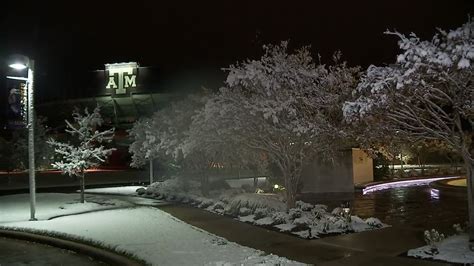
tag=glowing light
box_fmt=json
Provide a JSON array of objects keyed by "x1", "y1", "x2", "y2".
[
  {"x1": 9, "y1": 63, "x2": 27, "y2": 70},
  {"x1": 274, "y1": 184, "x2": 279, "y2": 189},
  {"x1": 362, "y1": 176, "x2": 459, "y2": 195}
]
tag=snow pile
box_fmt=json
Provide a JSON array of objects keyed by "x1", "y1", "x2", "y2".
[
  {"x1": 408, "y1": 234, "x2": 474, "y2": 264},
  {"x1": 84, "y1": 186, "x2": 145, "y2": 195},
  {"x1": 0, "y1": 193, "x2": 134, "y2": 223},
  {"x1": 143, "y1": 180, "x2": 388, "y2": 239},
  {"x1": 2, "y1": 207, "x2": 305, "y2": 266}
]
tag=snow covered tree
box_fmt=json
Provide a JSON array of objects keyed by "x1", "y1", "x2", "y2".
[
  {"x1": 128, "y1": 117, "x2": 154, "y2": 168},
  {"x1": 47, "y1": 106, "x2": 115, "y2": 203},
  {"x1": 128, "y1": 94, "x2": 213, "y2": 192},
  {"x1": 344, "y1": 20, "x2": 474, "y2": 244},
  {"x1": 203, "y1": 42, "x2": 359, "y2": 208}
]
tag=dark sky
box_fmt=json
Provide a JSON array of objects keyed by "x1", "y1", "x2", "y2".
[{"x1": 0, "y1": 0, "x2": 473, "y2": 97}]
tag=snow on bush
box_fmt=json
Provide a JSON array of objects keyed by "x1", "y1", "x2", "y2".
[
  {"x1": 238, "y1": 207, "x2": 252, "y2": 216},
  {"x1": 365, "y1": 217, "x2": 384, "y2": 228},
  {"x1": 206, "y1": 201, "x2": 226, "y2": 214},
  {"x1": 136, "y1": 187, "x2": 146, "y2": 195},
  {"x1": 296, "y1": 200, "x2": 313, "y2": 211},
  {"x1": 198, "y1": 199, "x2": 215, "y2": 209},
  {"x1": 224, "y1": 193, "x2": 285, "y2": 216},
  {"x1": 253, "y1": 208, "x2": 270, "y2": 220},
  {"x1": 254, "y1": 217, "x2": 275, "y2": 226},
  {"x1": 271, "y1": 212, "x2": 290, "y2": 225},
  {"x1": 147, "y1": 178, "x2": 200, "y2": 196},
  {"x1": 288, "y1": 208, "x2": 303, "y2": 220},
  {"x1": 141, "y1": 181, "x2": 388, "y2": 239}
]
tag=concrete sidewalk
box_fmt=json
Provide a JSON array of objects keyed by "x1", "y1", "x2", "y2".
[{"x1": 159, "y1": 205, "x2": 450, "y2": 265}]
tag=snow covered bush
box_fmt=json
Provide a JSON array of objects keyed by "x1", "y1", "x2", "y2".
[
  {"x1": 136, "y1": 187, "x2": 146, "y2": 195},
  {"x1": 198, "y1": 199, "x2": 215, "y2": 209},
  {"x1": 253, "y1": 208, "x2": 270, "y2": 220},
  {"x1": 271, "y1": 212, "x2": 290, "y2": 225},
  {"x1": 47, "y1": 106, "x2": 115, "y2": 203},
  {"x1": 147, "y1": 177, "x2": 200, "y2": 196},
  {"x1": 239, "y1": 207, "x2": 252, "y2": 216},
  {"x1": 365, "y1": 217, "x2": 384, "y2": 228},
  {"x1": 224, "y1": 193, "x2": 285, "y2": 215},
  {"x1": 453, "y1": 223, "x2": 467, "y2": 235},
  {"x1": 424, "y1": 229, "x2": 446, "y2": 255},
  {"x1": 311, "y1": 206, "x2": 327, "y2": 219},
  {"x1": 288, "y1": 208, "x2": 303, "y2": 220},
  {"x1": 296, "y1": 201, "x2": 313, "y2": 211}
]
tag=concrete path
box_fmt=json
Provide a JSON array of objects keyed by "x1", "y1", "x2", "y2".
[{"x1": 159, "y1": 204, "x2": 450, "y2": 265}]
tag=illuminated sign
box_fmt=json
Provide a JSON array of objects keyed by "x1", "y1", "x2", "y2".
[{"x1": 105, "y1": 62, "x2": 138, "y2": 97}]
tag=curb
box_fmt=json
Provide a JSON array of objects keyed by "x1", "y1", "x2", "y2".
[{"x1": 0, "y1": 229, "x2": 143, "y2": 266}]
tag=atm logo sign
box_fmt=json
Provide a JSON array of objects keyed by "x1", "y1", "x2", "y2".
[{"x1": 105, "y1": 62, "x2": 138, "y2": 96}]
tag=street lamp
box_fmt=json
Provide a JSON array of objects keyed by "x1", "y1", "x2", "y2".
[{"x1": 7, "y1": 54, "x2": 37, "y2": 221}]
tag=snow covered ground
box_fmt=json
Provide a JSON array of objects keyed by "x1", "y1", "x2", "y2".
[
  {"x1": 0, "y1": 193, "x2": 305, "y2": 265},
  {"x1": 408, "y1": 234, "x2": 474, "y2": 264},
  {"x1": 0, "y1": 193, "x2": 134, "y2": 223}
]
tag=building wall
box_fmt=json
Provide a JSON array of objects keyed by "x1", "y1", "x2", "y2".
[
  {"x1": 352, "y1": 148, "x2": 374, "y2": 185},
  {"x1": 300, "y1": 150, "x2": 354, "y2": 194}
]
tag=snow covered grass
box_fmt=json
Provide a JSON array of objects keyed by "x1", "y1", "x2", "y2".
[
  {"x1": 144, "y1": 178, "x2": 388, "y2": 239},
  {"x1": 84, "y1": 186, "x2": 145, "y2": 195},
  {"x1": 408, "y1": 234, "x2": 474, "y2": 264},
  {"x1": 0, "y1": 193, "x2": 134, "y2": 223},
  {"x1": 0, "y1": 195, "x2": 305, "y2": 266}
]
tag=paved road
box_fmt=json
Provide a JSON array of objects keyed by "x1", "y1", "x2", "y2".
[{"x1": 0, "y1": 237, "x2": 104, "y2": 266}]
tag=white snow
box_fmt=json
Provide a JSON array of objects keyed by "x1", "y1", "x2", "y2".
[
  {"x1": 84, "y1": 186, "x2": 144, "y2": 195},
  {"x1": 0, "y1": 193, "x2": 305, "y2": 265},
  {"x1": 5, "y1": 209, "x2": 304, "y2": 266},
  {"x1": 274, "y1": 223, "x2": 296, "y2": 232},
  {"x1": 0, "y1": 193, "x2": 133, "y2": 223},
  {"x1": 408, "y1": 234, "x2": 474, "y2": 264}
]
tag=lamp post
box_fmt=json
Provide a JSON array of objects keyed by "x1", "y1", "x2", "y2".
[{"x1": 7, "y1": 55, "x2": 37, "y2": 221}]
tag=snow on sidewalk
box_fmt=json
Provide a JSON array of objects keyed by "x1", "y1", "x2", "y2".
[
  {"x1": 2, "y1": 202, "x2": 305, "y2": 265},
  {"x1": 0, "y1": 193, "x2": 134, "y2": 223}
]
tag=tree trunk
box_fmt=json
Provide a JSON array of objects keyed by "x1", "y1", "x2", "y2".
[
  {"x1": 80, "y1": 173, "x2": 85, "y2": 203},
  {"x1": 284, "y1": 176, "x2": 297, "y2": 210},
  {"x1": 463, "y1": 158, "x2": 474, "y2": 249},
  {"x1": 200, "y1": 174, "x2": 209, "y2": 196}
]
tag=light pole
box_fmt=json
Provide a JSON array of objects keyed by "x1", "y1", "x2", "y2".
[{"x1": 7, "y1": 55, "x2": 37, "y2": 221}]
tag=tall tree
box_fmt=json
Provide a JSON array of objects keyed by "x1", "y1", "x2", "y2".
[
  {"x1": 203, "y1": 42, "x2": 359, "y2": 208},
  {"x1": 344, "y1": 20, "x2": 473, "y2": 244},
  {"x1": 48, "y1": 106, "x2": 115, "y2": 203}
]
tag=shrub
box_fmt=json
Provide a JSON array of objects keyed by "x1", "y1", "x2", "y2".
[
  {"x1": 296, "y1": 201, "x2": 313, "y2": 211},
  {"x1": 271, "y1": 212, "x2": 289, "y2": 225},
  {"x1": 136, "y1": 187, "x2": 146, "y2": 195},
  {"x1": 288, "y1": 208, "x2": 302, "y2": 220},
  {"x1": 238, "y1": 207, "x2": 252, "y2": 216},
  {"x1": 423, "y1": 229, "x2": 445, "y2": 255},
  {"x1": 365, "y1": 217, "x2": 384, "y2": 228},
  {"x1": 254, "y1": 208, "x2": 269, "y2": 219}
]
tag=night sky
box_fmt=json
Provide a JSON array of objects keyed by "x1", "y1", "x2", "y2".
[{"x1": 0, "y1": 0, "x2": 473, "y2": 100}]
